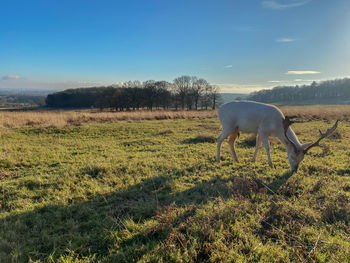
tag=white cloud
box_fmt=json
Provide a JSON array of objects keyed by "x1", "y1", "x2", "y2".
[
  {"x1": 286, "y1": 70, "x2": 321, "y2": 75},
  {"x1": 268, "y1": 80, "x2": 283, "y2": 83},
  {"x1": 262, "y1": 0, "x2": 310, "y2": 9},
  {"x1": 224, "y1": 65, "x2": 233, "y2": 68},
  {"x1": 2, "y1": 74, "x2": 21, "y2": 80},
  {"x1": 275, "y1": 38, "x2": 297, "y2": 42}
]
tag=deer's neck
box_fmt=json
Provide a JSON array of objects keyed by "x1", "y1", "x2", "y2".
[{"x1": 279, "y1": 127, "x2": 302, "y2": 150}]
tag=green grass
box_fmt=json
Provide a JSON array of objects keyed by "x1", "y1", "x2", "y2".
[{"x1": 0, "y1": 118, "x2": 349, "y2": 262}]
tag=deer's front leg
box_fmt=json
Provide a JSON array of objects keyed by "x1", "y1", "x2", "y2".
[
  {"x1": 216, "y1": 129, "x2": 232, "y2": 162},
  {"x1": 260, "y1": 134, "x2": 274, "y2": 168}
]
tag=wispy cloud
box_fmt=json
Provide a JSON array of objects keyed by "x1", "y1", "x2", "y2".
[
  {"x1": 2, "y1": 74, "x2": 21, "y2": 80},
  {"x1": 267, "y1": 79, "x2": 318, "y2": 86},
  {"x1": 262, "y1": 0, "x2": 310, "y2": 9},
  {"x1": 224, "y1": 65, "x2": 233, "y2": 68},
  {"x1": 286, "y1": 70, "x2": 320, "y2": 75},
  {"x1": 294, "y1": 78, "x2": 323, "y2": 82},
  {"x1": 275, "y1": 37, "x2": 297, "y2": 42}
]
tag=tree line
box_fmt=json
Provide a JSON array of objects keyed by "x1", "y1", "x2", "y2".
[
  {"x1": 46, "y1": 76, "x2": 222, "y2": 110},
  {"x1": 247, "y1": 78, "x2": 350, "y2": 104}
]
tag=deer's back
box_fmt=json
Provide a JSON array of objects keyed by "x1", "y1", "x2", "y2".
[{"x1": 218, "y1": 101, "x2": 284, "y2": 133}]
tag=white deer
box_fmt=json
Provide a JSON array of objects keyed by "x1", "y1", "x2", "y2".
[{"x1": 216, "y1": 101, "x2": 338, "y2": 172}]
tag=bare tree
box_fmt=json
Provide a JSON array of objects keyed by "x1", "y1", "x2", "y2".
[
  {"x1": 143, "y1": 80, "x2": 157, "y2": 111},
  {"x1": 201, "y1": 84, "x2": 212, "y2": 110},
  {"x1": 173, "y1": 75, "x2": 191, "y2": 110},
  {"x1": 192, "y1": 78, "x2": 207, "y2": 110},
  {"x1": 155, "y1": 81, "x2": 171, "y2": 109},
  {"x1": 209, "y1": 85, "x2": 221, "y2": 109}
]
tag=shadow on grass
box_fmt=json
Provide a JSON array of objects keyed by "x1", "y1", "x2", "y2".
[
  {"x1": 182, "y1": 135, "x2": 216, "y2": 144},
  {"x1": 267, "y1": 171, "x2": 294, "y2": 193},
  {"x1": 236, "y1": 135, "x2": 256, "y2": 148},
  {"x1": 337, "y1": 169, "x2": 350, "y2": 176},
  {"x1": 0, "y1": 165, "x2": 262, "y2": 262},
  {"x1": 1, "y1": 158, "x2": 297, "y2": 262}
]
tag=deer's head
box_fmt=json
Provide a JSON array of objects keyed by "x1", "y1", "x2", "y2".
[{"x1": 283, "y1": 116, "x2": 339, "y2": 173}]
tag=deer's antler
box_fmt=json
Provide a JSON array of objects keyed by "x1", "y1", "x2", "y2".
[
  {"x1": 303, "y1": 120, "x2": 339, "y2": 154},
  {"x1": 283, "y1": 116, "x2": 299, "y2": 153}
]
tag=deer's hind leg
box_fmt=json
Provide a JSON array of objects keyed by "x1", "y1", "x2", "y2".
[{"x1": 228, "y1": 127, "x2": 240, "y2": 163}]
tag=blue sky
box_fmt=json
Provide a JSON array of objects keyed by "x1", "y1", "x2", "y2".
[{"x1": 1, "y1": 0, "x2": 350, "y2": 93}]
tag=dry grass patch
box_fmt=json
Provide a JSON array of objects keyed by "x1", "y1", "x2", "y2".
[
  {"x1": 0, "y1": 110, "x2": 218, "y2": 128},
  {"x1": 0, "y1": 105, "x2": 349, "y2": 128},
  {"x1": 282, "y1": 105, "x2": 350, "y2": 121},
  {"x1": 0, "y1": 170, "x2": 14, "y2": 180}
]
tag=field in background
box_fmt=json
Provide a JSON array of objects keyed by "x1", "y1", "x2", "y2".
[
  {"x1": 0, "y1": 108, "x2": 349, "y2": 262},
  {"x1": 0, "y1": 105, "x2": 350, "y2": 128},
  {"x1": 0, "y1": 109, "x2": 217, "y2": 128}
]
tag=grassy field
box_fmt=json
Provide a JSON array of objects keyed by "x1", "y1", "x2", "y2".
[{"x1": 0, "y1": 109, "x2": 349, "y2": 262}]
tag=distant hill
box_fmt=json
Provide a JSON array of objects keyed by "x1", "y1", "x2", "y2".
[
  {"x1": 0, "y1": 94, "x2": 46, "y2": 107},
  {"x1": 247, "y1": 78, "x2": 350, "y2": 105},
  {"x1": 220, "y1": 93, "x2": 247, "y2": 104},
  {"x1": 0, "y1": 89, "x2": 50, "y2": 107}
]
